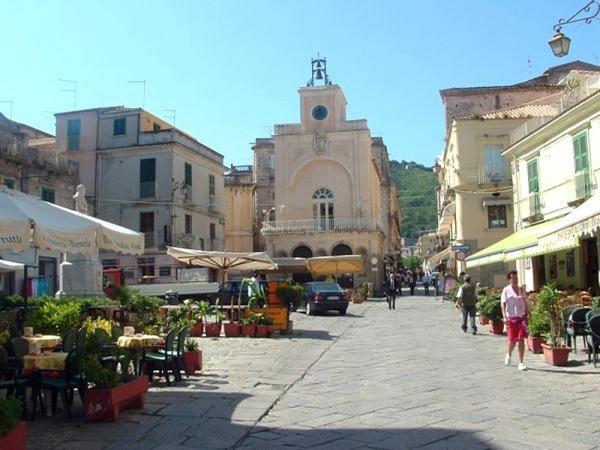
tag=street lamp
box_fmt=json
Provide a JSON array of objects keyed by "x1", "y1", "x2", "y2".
[
  {"x1": 549, "y1": 0, "x2": 599, "y2": 57},
  {"x1": 432, "y1": 159, "x2": 441, "y2": 174}
]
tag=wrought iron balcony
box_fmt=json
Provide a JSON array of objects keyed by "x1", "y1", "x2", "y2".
[
  {"x1": 261, "y1": 217, "x2": 383, "y2": 235},
  {"x1": 143, "y1": 231, "x2": 155, "y2": 248},
  {"x1": 139, "y1": 181, "x2": 156, "y2": 198},
  {"x1": 528, "y1": 192, "x2": 542, "y2": 217},
  {"x1": 574, "y1": 170, "x2": 592, "y2": 200}
]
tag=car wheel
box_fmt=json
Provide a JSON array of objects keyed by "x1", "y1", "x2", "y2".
[
  {"x1": 339, "y1": 308, "x2": 347, "y2": 316},
  {"x1": 306, "y1": 301, "x2": 313, "y2": 315}
]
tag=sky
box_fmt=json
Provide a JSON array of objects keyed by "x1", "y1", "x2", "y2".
[{"x1": 1, "y1": 0, "x2": 599, "y2": 166}]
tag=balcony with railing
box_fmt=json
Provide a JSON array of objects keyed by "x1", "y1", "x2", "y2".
[
  {"x1": 139, "y1": 181, "x2": 156, "y2": 198},
  {"x1": 261, "y1": 217, "x2": 382, "y2": 236},
  {"x1": 574, "y1": 170, "x2": 592, "y2": 200},
  {"x1": 143, "y1": 231, "x2": 155, "y2": 249},
  {"x1": 528, "y1": 192, "x2": 542, "y2": 218},
  {"x1": 458, "y1": 165, "x2": 511, "y2": 185}
]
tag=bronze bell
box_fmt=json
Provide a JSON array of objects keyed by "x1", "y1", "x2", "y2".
[{"x1": 315, "y1": 69, "x2": 323, "y2": 80}]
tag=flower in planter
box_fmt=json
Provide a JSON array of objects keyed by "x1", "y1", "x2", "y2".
[{"x1": 0, "y1": 397, "x2": 22, "y2": 437}]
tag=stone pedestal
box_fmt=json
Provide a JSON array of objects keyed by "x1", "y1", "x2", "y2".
[{"x1": 61, "y1": 251, "x2": 105, "y2": 297}]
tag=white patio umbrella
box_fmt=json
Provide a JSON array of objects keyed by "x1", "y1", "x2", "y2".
[
  {"x1": 0, "y1": 259, "x2": 24, "y2": 272},
  {"x1": 0, "y1": 187, "x2": 144, "y2": 255}
]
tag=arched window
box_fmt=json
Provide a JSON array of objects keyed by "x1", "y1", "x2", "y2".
[{"x1": 312, "y1": 188, "x2": 334, "y2": 230}]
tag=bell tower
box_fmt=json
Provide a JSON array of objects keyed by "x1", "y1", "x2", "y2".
[{"x1": 306, "y1": 55, "x2": 332, "y2": 87}]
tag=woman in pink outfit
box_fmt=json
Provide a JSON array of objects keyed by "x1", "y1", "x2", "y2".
[{"x1": 501, "y1": 270, "x2": 528, "y2": 371}]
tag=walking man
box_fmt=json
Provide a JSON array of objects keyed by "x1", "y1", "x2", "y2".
[
  {"x1": 456, "y1": 274, "x2": 477, "y2": 335},
  {"x1": 387, "y1": 272, "x2": 396, "y2": 310}
]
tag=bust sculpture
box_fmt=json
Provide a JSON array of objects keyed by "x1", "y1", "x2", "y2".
[{"x1": 73, "y1": 184, "x2": 88, "y2": 215}]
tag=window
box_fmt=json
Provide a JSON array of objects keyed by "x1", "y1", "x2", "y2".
[
  {"x1": 185, "y1": 214, "x2": 192, "y2": 234},
  {"x1": 113, "y1": 117, "x2": 126, "y2": 136},
  {"x1": 159, "y1": 266, "x2": 171, "y2": 277},
  {"x1": 41, "y1": 187, "x2": 55, "y2": 203},
  {"x1": 140, "y1": 212, "x2": 155, "y2": 247},
  {"x1": 208, "y1": 174, "x2": 215, "y2": 196},
  {"x1": 153, "y1": 122, "x2": 161, "y2": 131},
  {"x1": 527, "y1": 159, "x2": 539, "y2": 193},
  {"x1": 4, "y1": 178, "x2": 15, "y2": 189},
  {"x1": 312, "y1": 187, "x2": 334, "y2": 229},
  {"x1": 139, "y1": 158, "x2": 156, "y2": 198},
  {"x1": 209, "y1": 223, "x2": 216, "y2": 250},
  {"x1": 483, "y1": 146, "x2": 505, "y2": 182},
  {"x1": 488, "y1": 205, "x2": 507, "y2": 228},
  {"x1": 199, "y1": 237, "x2": 205, "y2": 250},
  {"x1": 67, "y1": 119, "x2": 81, "y2": 151},
  {"x1": 184, "y1": 163, "x2": 192, "y2": 186},
  {"x1": 573, "y1": 132, "x2": 591, "y2": 198}
]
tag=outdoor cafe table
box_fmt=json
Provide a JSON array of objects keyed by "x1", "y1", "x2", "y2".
[
  {"x1": 25, "y1": 335, "x2": 62, "y2": 349},
  {"x1": 22, "y1": 351, "x2": 68, "y2": 372},
  {"x1": 117, "y1": 334, "x2": 163, "y2": 375}
]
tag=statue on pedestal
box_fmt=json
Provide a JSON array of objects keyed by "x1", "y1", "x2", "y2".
[{"x1": 73, "y1": 184, "x2": 88, "y2": 215}]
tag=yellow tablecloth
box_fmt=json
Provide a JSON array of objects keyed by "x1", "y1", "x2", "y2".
[
  {"x1": 23, "y1": 352, "x2": 68, "y2": 372},
  {"x1": 25, "y1": 335, "x2": 62, "y2": 348},
  {"x1": 117, "y1": 334, "x2": 163, "y2": 349}
]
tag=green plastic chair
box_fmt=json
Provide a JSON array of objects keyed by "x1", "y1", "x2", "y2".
[
  {"x1": 143, "y1": 328, "x2": 179, "y2": 385},
  {"x1": 61, "y1": 329, "x2": 77, "y2": 353}
]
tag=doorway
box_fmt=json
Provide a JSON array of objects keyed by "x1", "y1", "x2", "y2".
[
  {"x1": 583, "y1": 238, "x2": 599, "y2": 293},
  {"x1": 38, "y1": 257, "x2": 57, "y2": 296},
  {"x1": 532, "y1": 255, "x2": 546, "y2": 291}
]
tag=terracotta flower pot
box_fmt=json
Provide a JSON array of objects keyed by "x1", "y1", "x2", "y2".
[
  {"x1": 184, "y1": 350, "x2": 202, "y2": 374},
  {"x1": 255, "y1": 325, "x2": 269, "y2": 337},
  {"x1": 542, "y1": 344, "x2": 571, "y2": 366},
  {"x1": 190, "y1": 322, "x2": 204, "y2": 337},
  {"x1": 0, "y1": 421, "x2": 26, "y2": 450},
  {"x1": 241, "y1": 324, "x2": 256, "y2": 337},
  {"x1": 84, "y1": 376, "x2": 149, "y2": 422},
  {"x1": 204, "y1": 323, "x2": 222, "y2": 337},
  {"x1": 488, "y1": 319, "x2": 504, "y2": 335},
  {"x1": 224, "y1": 322, "x2": 241, "y2": 337},
  {"x1": 479, "y1": 315, "x2": 490, "y2": 325},
  {"x1": 527, "y1": 336, "x2": 546, "y2": 354}
]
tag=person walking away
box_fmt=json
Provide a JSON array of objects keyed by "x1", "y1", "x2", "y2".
[
  {"x1": 422, "y1": 271, "x2": 430, "y2": 296},
  {"x1": 408, "y1": 272, "x2": 416, "y2": 296},
  {"x1": 456, "y1": 274, "x2": 477, "y2": 334},
  {"x1": 387, "y1": 272, "x2": 396, "y2": 310},
  {"x1": 501, "y1": 270, "x2": 528, "y2": 371}
]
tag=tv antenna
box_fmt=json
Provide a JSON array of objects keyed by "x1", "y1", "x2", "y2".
[
  {"x1": 163, "y1": 109, "x2": 176, "y2": 126},
  {"x1": 59, "y1": 79, "x2": 77, "y2": 109}
]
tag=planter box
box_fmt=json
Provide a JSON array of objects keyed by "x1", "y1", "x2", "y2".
[
  {"x1": 255, "y1": 325, "x2": 269, "y2": 337},
  {"x1": 527, "y1": 336, "x2": 546, "y2": 353},
  {"x1": 488, "y1": 320, "x2": 504, "y2": 335},
  {"x1": 204, "y1": 323, "x2": 222, "y2": 337},
  {"x1": 84, "y1": 376, "x2": 149, "y2": 422},
  {"x1": 0, "y1": 421, "x2": 26, "y2": 450},
  {"x1": 542, "y1": 344, "x2": 571, "y2": 366},
  {"x1": 479, "y1": 315, "x2": 490, "y2": 325},
  {"x1": 280, "y1": 320, "x2": 293, "y2": 335},
  {"x1": 241, "y1": 324, "x2": 256, "y2": 337},
  {"x1": 184, "y1": 350, "x2": 202, "y2": 374},
  {"x1": 352, "y1": 296, "x2": 365, "y2": 304},
  {"x1": 190, "y1": 322, "x2": 204, "y2": 337},
  {"x1": 223, "y1": 323, "x2": 240, "y2": 337}
]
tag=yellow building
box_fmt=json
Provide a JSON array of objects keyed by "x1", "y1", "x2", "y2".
[
  {"x1": 468, "y1": 90, "x2": 600, "y2": 292},
  {"x1": 252, "y1": 60, "x2": 401, "y2": 287},
  {"x1": 224, "y1": 165, "x2": 255, "y2": 252}
]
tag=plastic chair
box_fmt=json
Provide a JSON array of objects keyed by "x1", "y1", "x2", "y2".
[
  {"x1": 562, "y1": 305, "x2": 579, "y2": 345},
  {"x1": 586, "y1": 315, "x2": 600, "y2": 367},
  {"x1": 61, "y1": 329, "x2": 77, "y2": 353},
  {"x1": 566, "y1": 307, "x2": 591, "y2": 353},
  {"x1": 143, "y1": 328, "x2": 179, "y2": 385}
]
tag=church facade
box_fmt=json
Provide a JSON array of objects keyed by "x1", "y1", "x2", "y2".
[{"x1": 253, "y1": 62, "x2": 401, "y2": 287}]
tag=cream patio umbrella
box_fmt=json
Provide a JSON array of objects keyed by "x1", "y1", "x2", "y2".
[
  {"x1": 0, "y1": 259, "x2": 24, "y2": 272},
  {"x1": 0, "y1": 187, "x2": 144, "y2": 255},
  {"x1": 307, "y1": 255, "x2": 365, "y2": 278}
]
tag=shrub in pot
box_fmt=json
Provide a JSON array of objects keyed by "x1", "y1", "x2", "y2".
[
  {"x1": 527, "y1": 306, "x2": 550, "y2": 353},
  {"x1": 224, "y1": 322, "x2": 241, "y2": 337},
  {"x1": 240, "y1": 315, "x2": 256, "y2": 337},
  {"x1": 537, "y1": 283, "x2": 571, "y2": 366},
  {"x1": 205, "y1": 309, "x2": 224, "y2": 337},
  {"x1": 275, "y1": 283, "x2": 304, "y2": 312},
  {"x1": 476, "y1": 289, "x2": 503, "y2": 334},
  {"x1": 255, "y1": 313, "x2": 271, "y2": 337},
  {"x1": 183, "y1": 339, "x2": 202, "y2": 374},
  {"x1": 0, "y1": 396, "x2": 25, "y2": 450}
]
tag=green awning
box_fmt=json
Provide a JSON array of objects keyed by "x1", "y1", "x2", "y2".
[{"x1": 466, "y1": 219, "x2": 571, "y2": 268}]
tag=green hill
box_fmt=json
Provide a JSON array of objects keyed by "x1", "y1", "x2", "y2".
[{"x1": 390, "y1": 160, "x2": 438, "y2": 239}]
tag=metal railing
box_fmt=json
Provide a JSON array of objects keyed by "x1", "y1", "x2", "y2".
[
  {"x1": 139, "y1": 181, "x2": 156, "y2": 198},
  {"x1": 143, "y1": 231, "x2": 155, "y2": 248},
  {"x1": 261, "y1": 217, "x2": 383, "y2": 235},
  {"x1": 574, "y1": 170, "x2": 592, "y2": 200},
  {"x1": 528, "y1": 192, "x2": 542, "y2": 217}
]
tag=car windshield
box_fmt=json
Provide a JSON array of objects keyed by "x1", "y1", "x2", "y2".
[{"x1": 310, "y1": 283, "x2": 341, "y2": 291}]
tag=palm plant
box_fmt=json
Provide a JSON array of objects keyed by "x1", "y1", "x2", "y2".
[{"x1": 536, "y1": 283, "x2": 565, "y2": 347}]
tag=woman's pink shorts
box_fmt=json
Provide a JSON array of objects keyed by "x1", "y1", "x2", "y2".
[{"x1": 507, "y1": 316, "x2": 528, "y2": 343}]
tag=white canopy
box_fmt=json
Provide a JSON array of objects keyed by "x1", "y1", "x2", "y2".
[
  {"x1": 0, "y1": 187, "x2": 144, "y2": 255},
  {"x1": 0, "y1": 259, "x2": 24, "y2": 273},
  {"x1": 307, "y1": 255, "x2": 365, "y2": 277},
  {"x1": 166, "y1": 247, "x2": 277, "y2": 272}
]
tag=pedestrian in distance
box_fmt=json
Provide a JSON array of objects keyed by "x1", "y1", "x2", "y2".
[
  {"x1": 422, "y1": 271, "x2": 430, "y2": 296},
  {"x1": 455, "y1": 274, "x2": 477, "y2": 335},
  {"x1": 387, "y1": 272, "x2": 396, "y2": 310},
  {"x1": 501, "y1": 270, "x2": 528, "y2": 371},
  {"x1": 408, "y1": 272, "x2": 416, "y2": 296},
  {"x1": 395, "y1": 271, "x2": 403, "y2": 297}
]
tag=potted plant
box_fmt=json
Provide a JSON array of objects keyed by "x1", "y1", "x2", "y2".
[
  {"x1": 192, "y1": 301, "x2": 211, "y2": 337},
  {"x1": 83, "y1": 356, "x2": 149, "y2": 422},
  {"x1": 224, "y1": 319, "x2": 241, "y2": 337},
  {"x1": 205, "y1": 308, "x2": 224, "y2": 337},
  {"x1": 352, "y1": 283, "x2": 368, "y2": 303},
  {"x1": 537, "y1": 283, "x2": 571, "y2": 366},
  {"x1": 255, "y1": 313, "x2": 271, "y2": 337},
  {"x1": 477, "y1": 290, "x2": 503, "y2": 334},
  {"x1": 527, "y1": 306, "x2": 550, "y2": 353},
  {"x1": 240, "y1": 315, "x2": 257, "y2": 337},
  {"x1": 476, "y1": 286, "x2": 490, "y2": 324},
  {"x1": 183, "y1": 339, "x2": 202, "y2": 374},
  {"x1": 0, "y1": 397, "x2": 25, "y2": 450}
]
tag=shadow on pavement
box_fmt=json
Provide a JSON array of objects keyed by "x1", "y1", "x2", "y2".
[{"x1": 286, "y1": 329, "x2": 335, "y2": 340}]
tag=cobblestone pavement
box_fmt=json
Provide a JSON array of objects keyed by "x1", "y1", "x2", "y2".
[{"x1": 29, "y1": 290, "x2": 600, "y2": 449}]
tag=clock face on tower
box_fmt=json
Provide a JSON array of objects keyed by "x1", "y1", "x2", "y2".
[{"x1": 312, "y1": 104, "x2": 328, "y2": 121}]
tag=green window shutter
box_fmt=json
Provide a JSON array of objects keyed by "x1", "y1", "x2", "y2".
[
  {"x1": 140, "y1": 158, "x2": 156, "y2": 183},
  {"x1": 184, "y1": 163, "x2": 192, "y2": 186},
  {"x1": 113, "y1": 118, "x2": 126, "y2": 136},
  {"x1": 527, "y1": 159, "x2": 539, "y2": 193},
  {"x1": 573, "y1": 133, "x2": 589, "y2": 172}
]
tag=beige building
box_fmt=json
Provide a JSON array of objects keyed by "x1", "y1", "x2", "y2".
[
  {"x1": 468, "y1": 90, "x2": 600, "y2": 292},
  {"x1": 433, "y1": 61, "x2": 600, "y2": 286},
  {"x1": 0, "y1": 113, "x2": 79, "y2": 297},
  {"x1": 54, "y1": 107, "x2": 226, "y2": 283},
  {"x1": 253, "y1": 67, "x2": 401, "y2": 287},
  {"x1": 224, "y1": 165, "x2": 255, "y2": 252}
]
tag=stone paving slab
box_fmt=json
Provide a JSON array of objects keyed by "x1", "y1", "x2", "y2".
[{"x1": 27, "y1": 291, "x2": 600, "y2": 449}]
